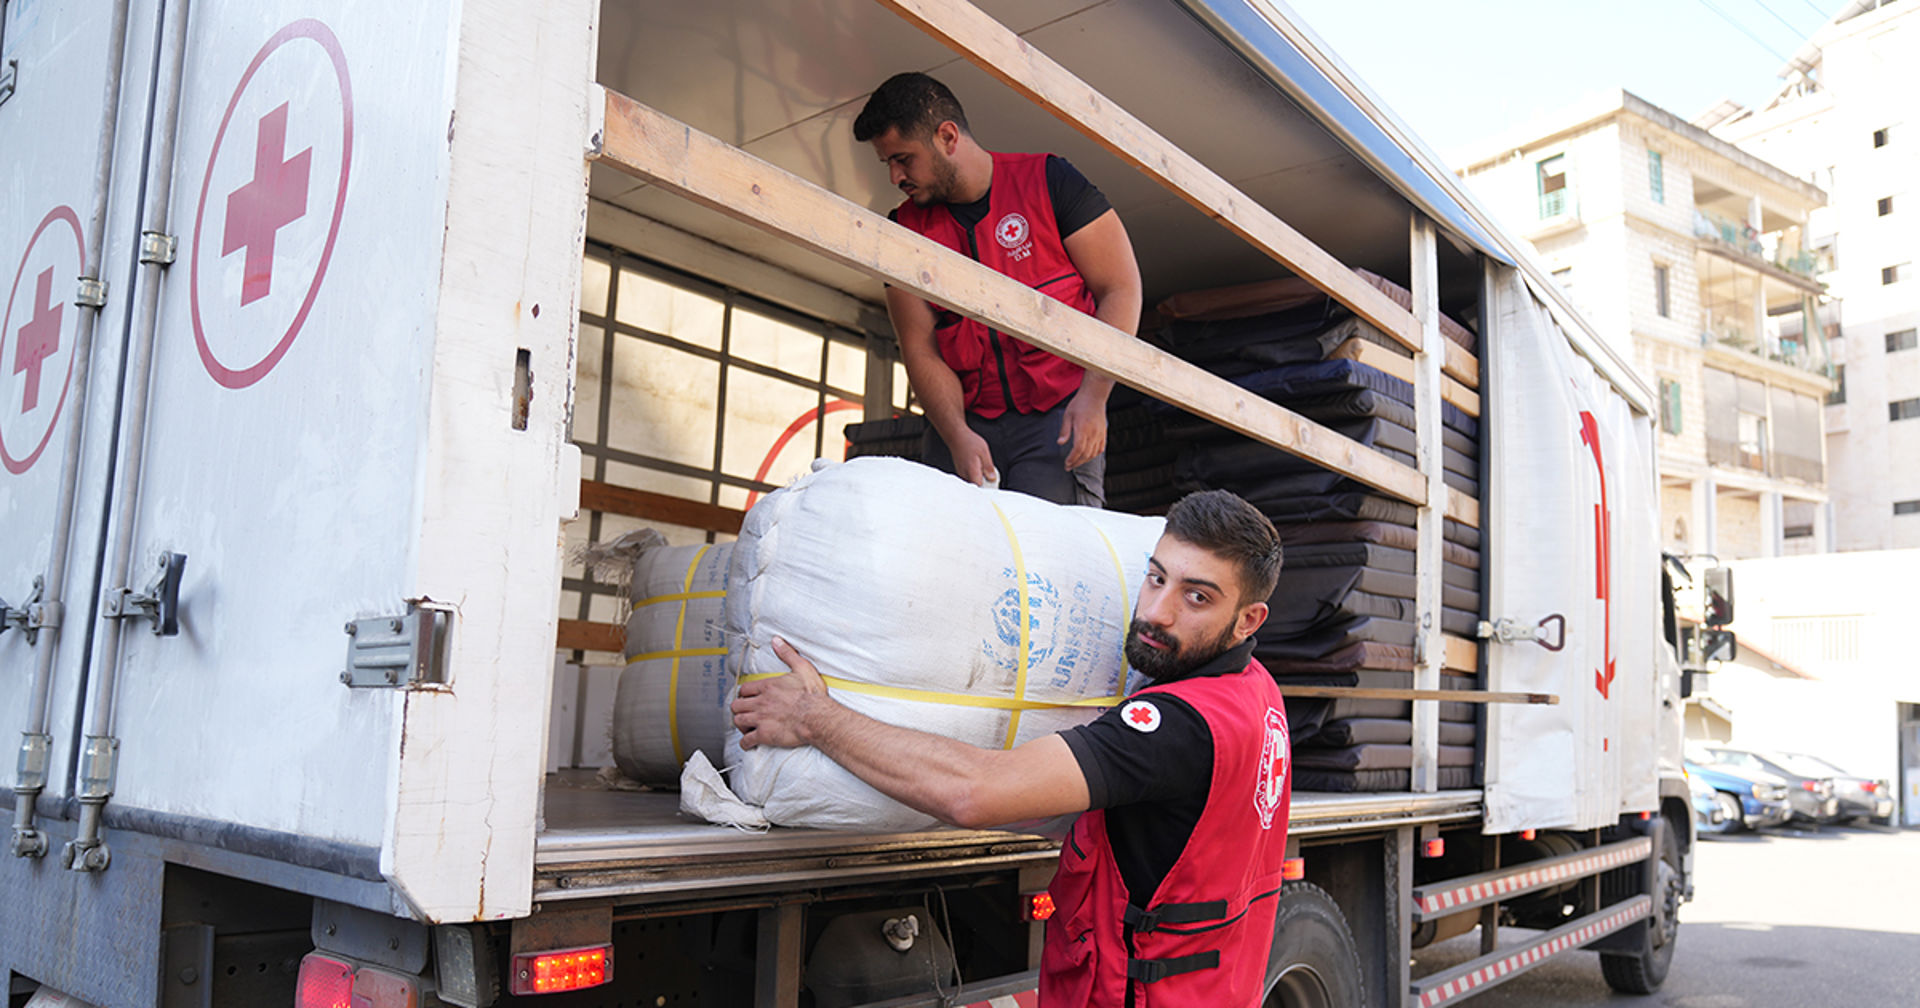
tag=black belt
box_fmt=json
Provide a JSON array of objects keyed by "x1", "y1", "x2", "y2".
[{"x1": 1123, "y1": 900, "x2": 1228, "y2": 933}]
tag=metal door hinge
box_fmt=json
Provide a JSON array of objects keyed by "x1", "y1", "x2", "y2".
[
  {"x1": 138, "y1": 231, "x2": 177, "y2": 266},
  {"x1": 103, "y1": 553, "x2": 187, "y2": 636},
  {"x1": 75, "y1": 277, "x2": 108, "y2": 308},
  {"x1": 0, "y1": 59, "x2": 16, "y2": 108},
  {"x1": 342, "y1": 603, "x2": 454, "y2": 688}
]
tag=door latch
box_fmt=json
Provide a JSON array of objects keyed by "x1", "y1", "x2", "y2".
[
  {"x1": 0, "y1": 576, "x2": 56, "y2": 645},
  {"x1": 1476, "y1": 613, "x2": 1566, "y2": 652},
  {"x1": 103, "y1": 553, "x2": 187, "y2": 636}
]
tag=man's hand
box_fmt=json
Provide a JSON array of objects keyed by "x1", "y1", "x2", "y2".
[
  {"x1": 733, "y1": 637, "x2": 832, "y2": 750},
  {"x1": 949, "y1": 427, "x2": 1000, "y2": 487},
  {"x1": 1058, "y1": 387, "x2": 1109, "y2": 471}
]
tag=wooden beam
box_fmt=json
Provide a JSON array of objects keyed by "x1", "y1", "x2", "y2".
[
  {"x1": 1329, "y1": 338, "x2": 1480, "y2": 418},
  {"x1": 870, "y1": 0, "x2": 1426, "y2": 357},
  {"x1": 590, "y1": 89, "x2": 1429, "y2": 506},
  {"x1": 557, "y1": 619, "x2": 623, "y2": 654},
  {"x1": 579, "y1": 479, "x2": 745, "y2": 535},
  {"x1": 1274, "y1": 686, "x2": 1556, "y2": 705},
  {"x1": 1443, "y1": 634, "x2": 1480, "y2": 675}
]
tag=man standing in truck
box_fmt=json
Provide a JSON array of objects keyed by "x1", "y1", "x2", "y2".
[
  {"x1": 733, "y1": 490, "x2": 1291, "y2": 1006},
  {"x1": 855, "y1": 72, "x2": 1143, "y2": 506}
]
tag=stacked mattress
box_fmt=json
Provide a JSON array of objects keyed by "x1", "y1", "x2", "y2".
[{"x1": 1114, "y1": 274, "x2": 1487, "y2": 792}]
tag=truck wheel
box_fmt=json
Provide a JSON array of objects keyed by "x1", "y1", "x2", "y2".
[
  {"x1": 1262, "y1": 882, "x2": 1366, "y2": 1008},
  {"x1": 1599, "y1": 820, "x2": 1681, "y2": 995}
]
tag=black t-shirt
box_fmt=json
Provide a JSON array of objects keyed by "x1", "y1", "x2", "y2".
[
  {"x1": 888, "y1": 155, "x2": 1113, "y2": 239},
  {"x1": 1058, "y1": 637, "x2": 1257, "y2": 905}
]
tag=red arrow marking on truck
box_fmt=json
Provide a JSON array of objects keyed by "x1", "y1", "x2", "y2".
[
  {"x1": 13, "y1": 268, "x2": 61, "y2": 413},
  {"x1": 1578, "y1": 411, "x2": 1614, "y2": 699},
  {"x1": 223, "y1": 102, "x2": 313, "y2": 306}
]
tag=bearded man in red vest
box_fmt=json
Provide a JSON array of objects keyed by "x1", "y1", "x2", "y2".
[
  {"x1": 734, "y1": 490, "x2": 1292, "y2": 1006},
  {"x1": 854, "y1": 72, "x2": 1143, "y2": 506}
]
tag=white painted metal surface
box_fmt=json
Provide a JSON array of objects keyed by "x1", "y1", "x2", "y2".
[{"x1": 1483, "y1": 269, "x2": 1661, "y2": 832}]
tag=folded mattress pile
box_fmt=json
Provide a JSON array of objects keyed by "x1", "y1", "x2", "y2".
[{"x1": 1110, "y1": 273, "x2": 1486, "y2": 791}]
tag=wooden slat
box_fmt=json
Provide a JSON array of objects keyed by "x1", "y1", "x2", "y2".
[
  {"x1": 591, "y1": 89, "x2": 1428, "y2": 506},
  {"x1": 579, "y1": 479, "x2": 745, "y2": 535},
  {"x1": 1329, "y1": 338, "x2": 1481, "y2": 418},
  {"x1": 1274, "y1": 686, "x2": 1556, "y2": 705},
  {"x1": 557, "y1": 619, "x2": 623, "y2": 653},
  {"x1": 1443, "y1": 634, "x2": 1480, "y2": 675},
  {"x1": 873, "y1": 0, "x2": 1426, "y2": 357}
]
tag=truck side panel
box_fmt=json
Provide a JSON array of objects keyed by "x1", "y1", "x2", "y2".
[{"x1": 1483, "y1": 268, "x2": 1661, "y2": 832}]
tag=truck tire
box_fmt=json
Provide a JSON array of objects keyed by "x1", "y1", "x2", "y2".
[
  {"x1": 1599, "y1": 819, "x2": 1681, "y2": 994},
  {"x1": 1262, "y1": 882, "x2": 1366, "y2": 1008}
]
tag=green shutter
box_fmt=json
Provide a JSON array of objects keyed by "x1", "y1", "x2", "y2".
[{"x1": 1648, "y1": 150, "x2": 1664, "y2": 204}]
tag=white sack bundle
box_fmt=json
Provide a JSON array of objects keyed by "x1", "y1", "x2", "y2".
[
  {"x1": 610, "y1": 536, "x2": 734, "y2": 786},
  {"x1": 720, "y1": 457, "x2": 1164, "y2": 831}
]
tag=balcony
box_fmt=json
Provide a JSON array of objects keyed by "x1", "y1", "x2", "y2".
[{"x1": 1692, "y1": 209, "x2": 1822, "y2": 282}]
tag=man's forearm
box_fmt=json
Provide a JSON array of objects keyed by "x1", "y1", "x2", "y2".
[{"x1": 797, "y1": 695, "x2": 1003, "y2": 828}]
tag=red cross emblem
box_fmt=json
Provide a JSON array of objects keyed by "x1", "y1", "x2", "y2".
[
  {"x1": 223, "y1": 101, "x2": 313, "y2": 307},
  {"x1": 190, "y1": 19, "x2": 353, "y2": 390},
  {"x1": 14, "y1": 268, "x2": 61, "y2": 413},
  {"x1": 1, "y1": 204, "x2": 86, "y2": 475},
  {"x1": 1121, "y1": 700, "x2": 1161, "y2": 733},
  {"x1": 1253, "y1": 707, "x2": 1289, "y2": 829},
  {"x1": 993, "y1": 212, "x2": 1030, "y2": 250}
]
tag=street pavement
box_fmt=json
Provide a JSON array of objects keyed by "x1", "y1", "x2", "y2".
[{"x1": 1409, "y1": 821, "x2": 1920, "y2": 1006}]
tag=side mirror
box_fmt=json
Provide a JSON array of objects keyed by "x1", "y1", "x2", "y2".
[
  {"x1": 1702, "y1": 628, "x2": 1737, "y2": 663},
  {"x1": 1703, "y1": 566, "x2": 1734, "y2": 627}
]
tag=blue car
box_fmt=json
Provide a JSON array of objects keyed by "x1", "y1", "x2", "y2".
[{"x1": 1686, "y1": 760, "x2": 1792, "y2": 833}]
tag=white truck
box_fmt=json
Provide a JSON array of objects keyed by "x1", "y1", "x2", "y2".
[{"x1": 1, "y1": 1, "x2": 1720, "y2": 1006}]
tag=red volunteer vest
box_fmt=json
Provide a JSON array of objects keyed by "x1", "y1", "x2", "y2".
[
  {"x1": 1039, "y1": 659, "x2": 1291, "y2": 1008},
  {"x1": 893, "y1": 152, "x2": 1095, "y2": 417}
]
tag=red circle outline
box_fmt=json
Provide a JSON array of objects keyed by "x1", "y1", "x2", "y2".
[
  {"x1": 0, "y1": 205, "x2": 87, "y2": 475},
  {"x1": 742, "y1": 399, "x2": 862, "y2": 509},
  {"x1": 190, "y1": 18, "x2": 353, "y2": 390}
]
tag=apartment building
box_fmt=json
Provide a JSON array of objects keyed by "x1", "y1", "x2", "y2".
[
  {"x1": 1459, "y1": 91, "x2": 1833, "y2": 560},
  {"x1": 1709, "y1": 0, "x2": 1920, "y2": 550}
]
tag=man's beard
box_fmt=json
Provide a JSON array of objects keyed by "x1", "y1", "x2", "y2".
[
  {"x1": 1124, "y1": 618, "x2": 1240, "y2": 681},
  {"x1": 905, "y1": 148, "x2": 964, "y2": 205}
]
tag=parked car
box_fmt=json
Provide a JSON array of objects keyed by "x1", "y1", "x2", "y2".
[
  {"x1": 1772, "y1": 752, "x2": 1896, "y2": 825},
  {"x1": 1685, "y1": 760, "x2": 1792, "y2": 832},
  {"x1": 1696, "y1": 745, "x2": 1841, "y2": 824},
  {"x1": 1689, "y1": 771, "x2": 1731, "y2": 835}
]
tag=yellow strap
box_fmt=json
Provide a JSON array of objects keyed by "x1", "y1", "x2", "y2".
[
  {"x1": 740, "y1": 671, "x2": 1124, "y2": 711},
  {"x1": 988, "y1": 501, "x2": 1031, "y2": 749},
  {"x1": 1085, "y1": 520, "x2": 1132, "y2": 702},
  {"x1": 667, "y1": 545, "x2": 711, "y2": 764},
  {"x1": 632, "y1": 589, "x2": 725, "y2": 611},
  {"x1": 631, "y1": 646, "x2": 728, "y2": 663}
]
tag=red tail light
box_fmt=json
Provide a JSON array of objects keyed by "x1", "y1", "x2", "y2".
[
  {"x1": 1026, "y1": 892, "x2": 1057, "y2": 921},
  {"x1": 1861, "y1": 781, "x2": 1879, "y2": 793},
  {"x1": 296, "y1": 955, "x2": 356, "y2": 1008},
  {"x1": 510, "y1": 946, "x2": 613, "y2": 995},
  {"x1": 1801, "y1": 780, "x2": 1819, "y2": 791},
  {"x1": 1281, "y1": 857, "x2": 1306, "y2": 881},
  {"x1": 1421, "y1": 838, "x2": 1445, "y2": 858}
]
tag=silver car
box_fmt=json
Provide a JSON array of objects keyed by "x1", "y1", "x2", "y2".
[
  {"x1": 1774, "y1": 752, "x2": 1896, "y2": 825},
  {"x1": 1699, "y1": 746, "x2": 1841, "y2": 825}
]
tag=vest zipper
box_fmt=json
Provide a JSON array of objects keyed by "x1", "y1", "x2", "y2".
[{"x1": 960, "y1": 216, "x2": 1022, "y2": 415}]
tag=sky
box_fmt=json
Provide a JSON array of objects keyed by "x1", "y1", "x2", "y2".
[{"x1": 1280, "y1": 0, "x2": 1854, "y2": 163}]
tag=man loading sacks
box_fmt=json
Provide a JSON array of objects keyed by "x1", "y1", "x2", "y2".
[{"x1": 733, "y1": 490, "x2": 1291, "y2": 1007}]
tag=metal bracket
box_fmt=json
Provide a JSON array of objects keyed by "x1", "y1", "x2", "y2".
[
  {"x1": 104, "y1": 552, "x2": 187, "y2": 636},
  {"x1": 0, "y1": 59, "x2": 16, "y2": 108},
  {"x1": 341, "y1": 603, "x2": 454, "y2": 688},
  {"x1": 138, "y1": 230, "x2": 178, "y2": 266},
  {"x1": 75, "y1": 276, "x2": 109, "y2": 308},
  {"x1": 0, "y1": 576, "x2": 52, "y2": 645},
  {"x1": 1476, "y1": 614, "x2": 1566, "y2": 652}
]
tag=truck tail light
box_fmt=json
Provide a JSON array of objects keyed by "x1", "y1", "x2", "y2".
[
  {"x1": 1281, "y1": 857, "x2": 1305, "y2": 881},
  {"x1": 296, "y1": 954, "x2": 418, "y2": 1008},
  {"x1": 1024, "y1": 892, "x2": 1056, "y2": 921},
  {"x1": 1861, "y1": 781, "x2": 1879, "y2": 793},
  {"x1": 509, "y1": 945, "x2": 613, "y2": 995},
  {"x1": 297, "y1": 955, "x2": 356, "y2": 1008}
]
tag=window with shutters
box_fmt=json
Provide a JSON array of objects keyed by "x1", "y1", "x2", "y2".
[
  {"x1": 1879, "y1": 195, "x2": 1895, "y2": 216},
  {"x1": 1538, "y1": 155, "x2": 1570, "y2": 218},
  {"x1": 1648, "y1": 150, "x2": 1664, "y2": 203},
  {"x1": 1890, "y1": 398, "x2": 1920, "y2": 422},
  {"x1": 1658, "y1": 378, "x2": 1683, "y2": 435},
  {"x1": 1654, "y1": 264, "x2": 1671, "y2": 318},
  {"x1": 1828, "y1": 364, "x2": 1846, "y2": 406},
  {"x1": 1886, "y1": 328, "x2": 1917, "y2": 353}
]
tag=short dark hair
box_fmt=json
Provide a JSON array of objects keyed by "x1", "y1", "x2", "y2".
[
  {"x1": 1165, "y1": 490, "x2": 1283, "y2": 604},
  {"x1": 853, "y1": 72, "x2": 971, "y2": 143}
]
